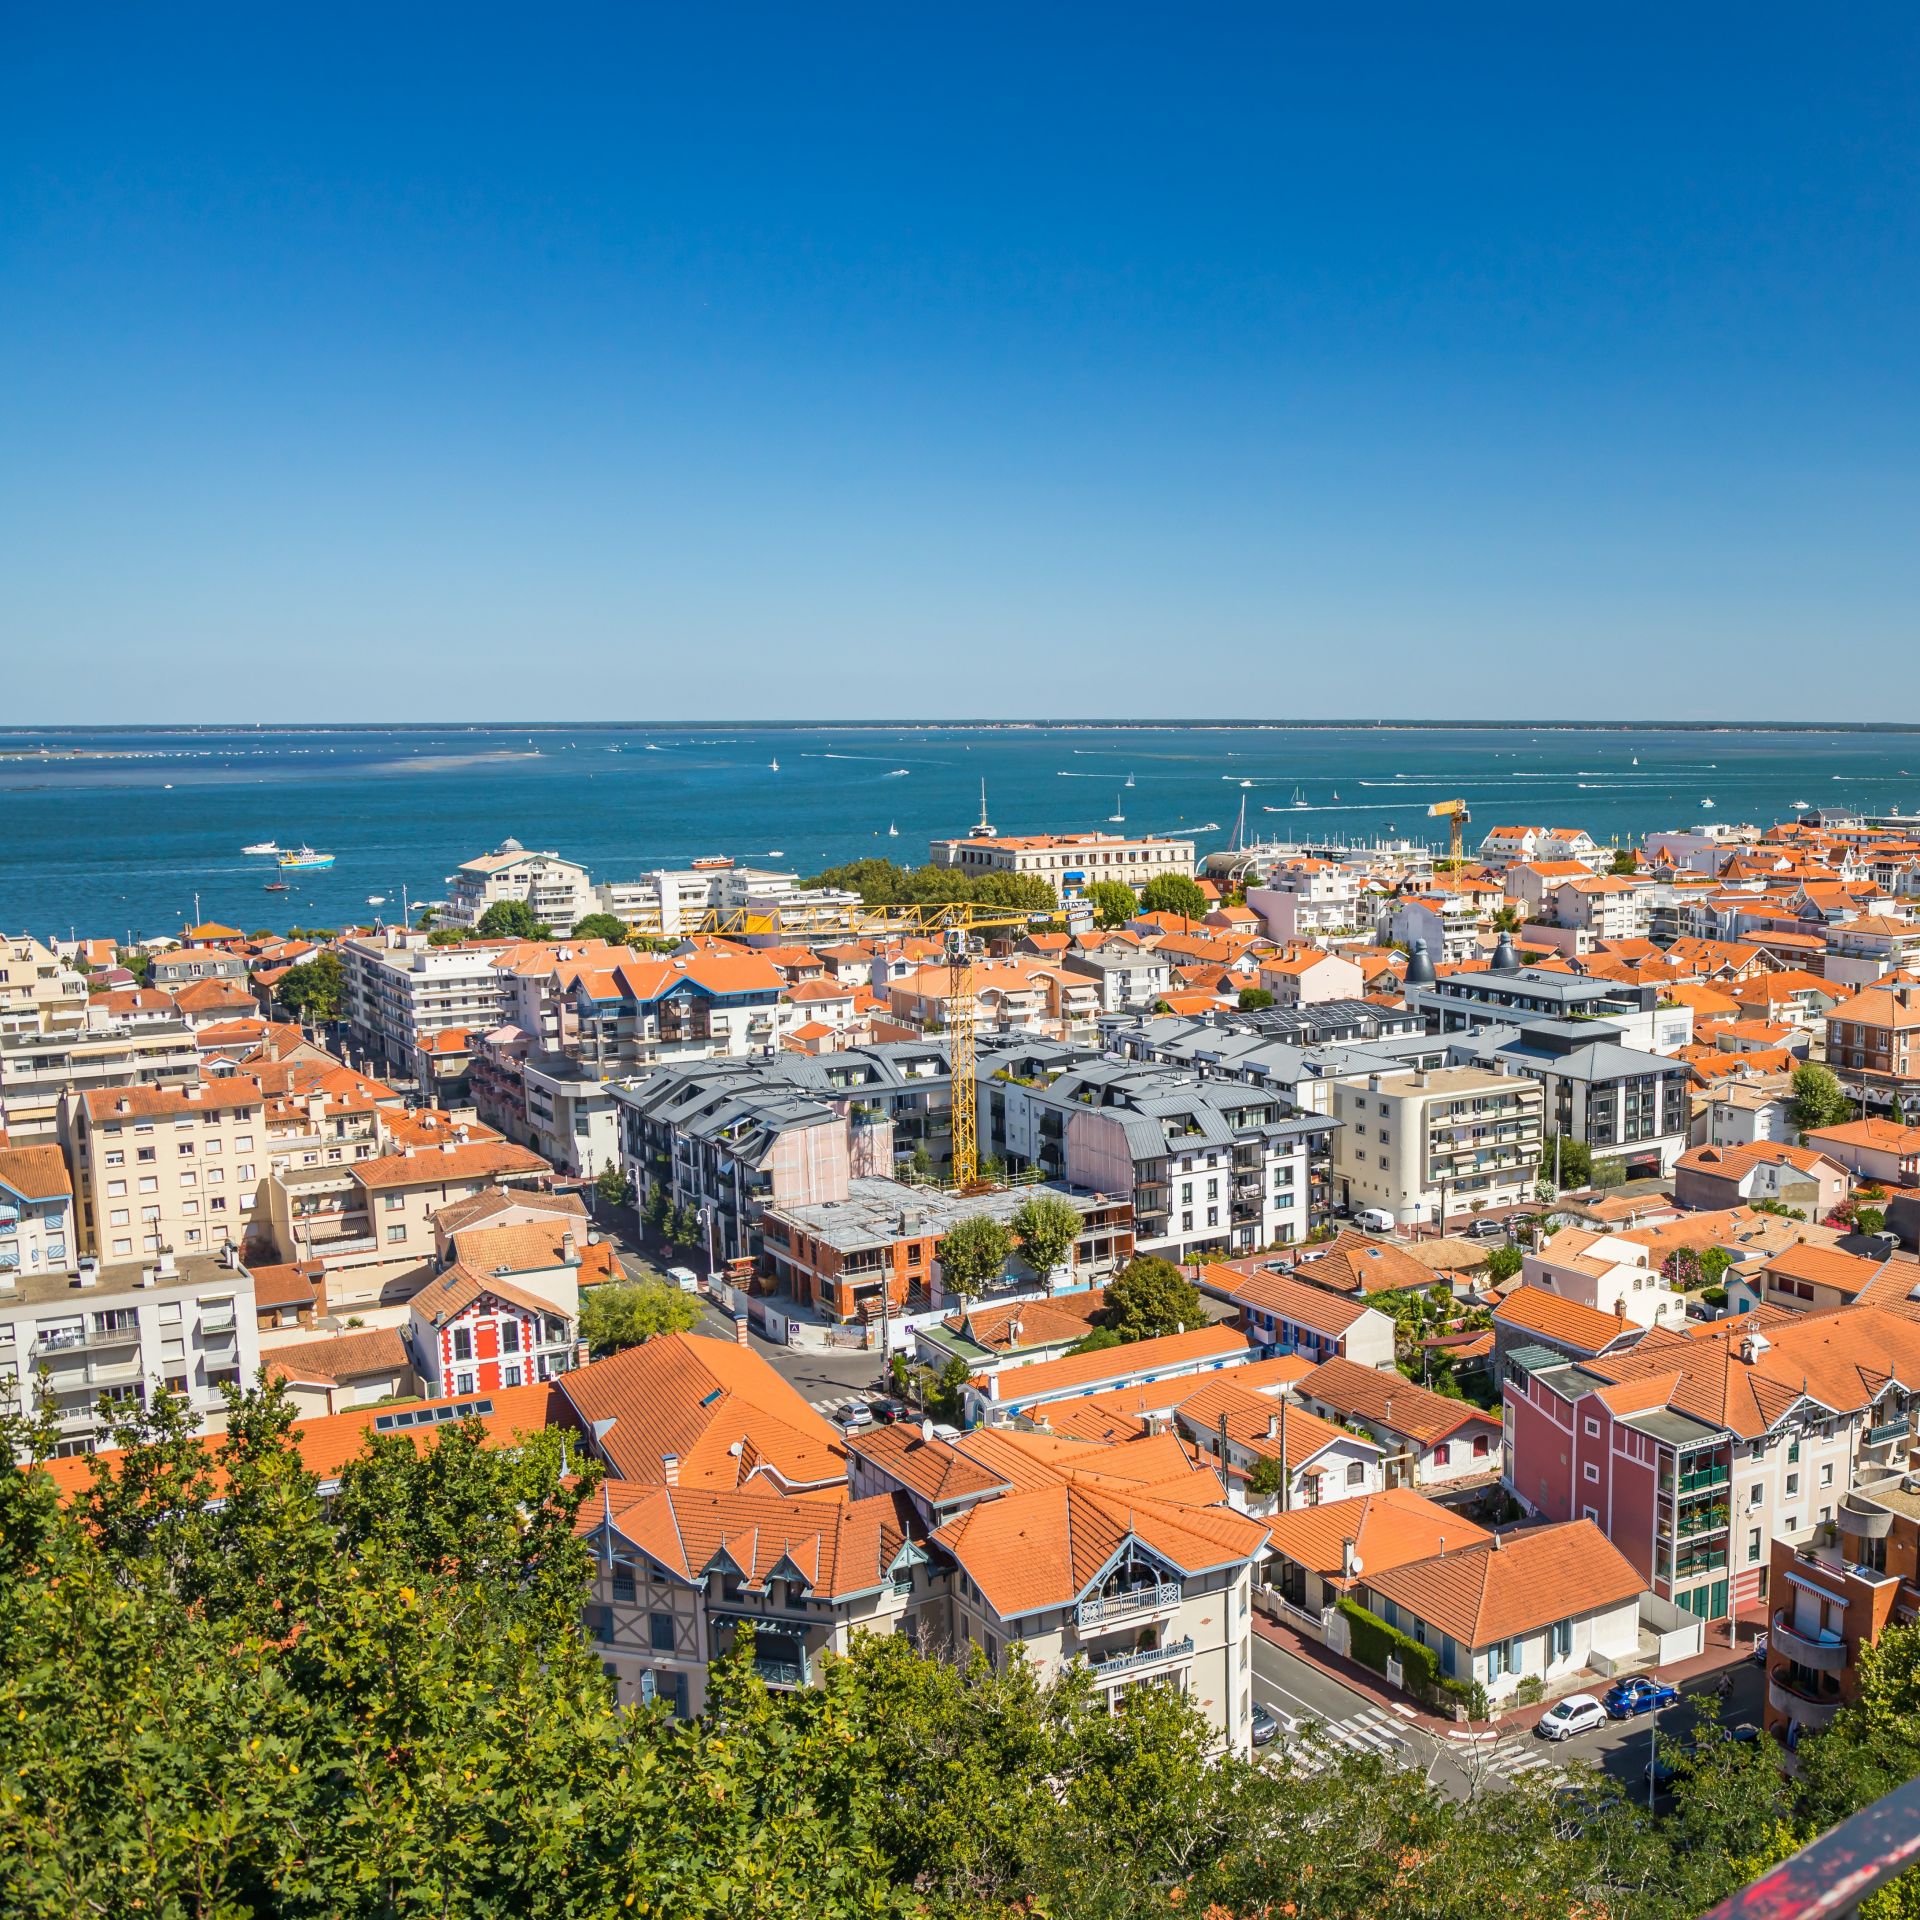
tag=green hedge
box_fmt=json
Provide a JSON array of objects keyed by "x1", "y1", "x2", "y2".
[{"x1": 1336, "y1": 1594, "x2": 1440, "y2": 1702}]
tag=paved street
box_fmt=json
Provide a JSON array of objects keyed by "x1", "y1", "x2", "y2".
[{"x1": 1252, "y1": 1630, "x2": 1766, "y2": 1802}]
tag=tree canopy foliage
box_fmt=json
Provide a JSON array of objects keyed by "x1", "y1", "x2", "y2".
[
  {"x1": 1790, "y1": 1060, "x2": 1853, "y2": 1135},
  {"x1": 1081, "y1": 880, "x2": 1140, "y2": 929},
  {"x1": 1137, "y1": 873, "x2": 1209, "y2": 921},
  {"x1": 476, "y1": 898, "x2": 551, "y2": 940},
  {"x1": 1009, "y1": 1193, "x2": 1082, "y2": 1280},
  {"x1": 275, "y1": 949, "x2": 344, "y2": 1022},
  {"x1": 1101, "y1": 1255, "x2": 1202, "y2": 1342},
  {"x1": 805, "y1": 858, "x2": 1055, "y2": 913},
  {"x1": 579, "y1": 1278, "x2": 702, "y2": 1354},
  {"x1": 1, "y1": 1380, "x2": 1918, "y2": 1919},
  {"x1": 937, "y1": 1214, "x2": 1013, "y2": 1301},
  {"x1": 570, "y1": 912, "x2": 631, "y2": 943}
]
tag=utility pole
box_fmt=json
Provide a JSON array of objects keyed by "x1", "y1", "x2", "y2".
[{"x1": 1280, "y1": 1392, "x2": 1290, "y2": 1512}]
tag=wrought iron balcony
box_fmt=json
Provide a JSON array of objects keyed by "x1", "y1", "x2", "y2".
[
  {"x1": 1089, "y1": 1634, "x2": 1195, "y2": 1679},
  {"x1": 751, "y1": 1656, "x2": 808, "y2": 1687},
  {"x1": 1076, "y1": 1581, "x2": 1182, "y2": 1632}
]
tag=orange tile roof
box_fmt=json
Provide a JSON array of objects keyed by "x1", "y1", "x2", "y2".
[
  {"x1": 411, "y1": 1262, "x2": 567, "y2": 1329},
  {"x1": 1211, "y1": 1262, "x2": 1376, "y2": 1335},
  {"x1": 932, "y1": 1469, "x2": 1267, "y2": 1619},
  {"x1": 264, "y1": 1326, "x2": 412, "y2": 1385},
  {"x1": 1296, "y1": 1354, "x2": 1499, "y2": 1447},
  {"x1": 557, "y1": 1330, "x2": 848, "y2": 1493},
  {"x1": 80, "y1": 1080, "x2": 262, "y2": 1121},
  {"x1": 1491, "y1": 1285, "x2": 1632, "y2": 1354},
  {"x1": 846, "y1": 1423, "x2": 1014, "y2": 1509},
  {"x1": 352, "y1": 1139, "x2": 549, "y2": 1191},
  {"x1": 1286, "y1": 1231, "x2": 1437, "y2": 1297},
  {"x1": 945, "y1": 1290, "x2": 1106, "y2": 1352},
  {"x1": 1172, "y1": 1374, "x2": 1365, "y2": 1472},
  {"x1": 0, "y1": 1143, "x2": 71, "y2": 1200},
  {"x1": 249, "y1": 1260, "x2": 324, "y2": 1309},
  {"x1": 433, "y1": 1185, "x2": 587, "y2": 1236},
  {"x1": 451, "y1": 1218, "x2": 620, "y2": 1286},
  {"x1": 36, "y1": 1379, "x2": 570, "y2": 1502},
  {"x1": 1031, "y1": 1354, "x2": 1317, "y2": 1444},
  {"x1": 1264, "y1": 1486, "x2": 1492, "y2": 1578},
  {"x1": 1359, "y1": 1519, "x2": 1642, "y2": 1648},
  {"x1": 585, "y1": 1481, "x2": 916, "y2": 1599},
  {"x1": 979, "y1": 1324, "x2": 1257, "y2": 1405}
]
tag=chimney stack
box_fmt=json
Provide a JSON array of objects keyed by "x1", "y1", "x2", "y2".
[
  {"x1": 661, "y1": 1453, "x2": 680, "y2": 1486},
  {"x1": 1266, "y1": 1412, "x2": 1281, "y2": 1440},
  {"x1": 560, "y1": 1229, "x2": 579, "y2": 1265},
  {"x1": 733, "y1": 1313, "x2": 749, "y2": 1347},
  {"x1": 1340, "y1": 1536, "x2": 1356, "y2": 1579},
  {"x1": 1491, "y1": 1529, "x2": 1504, "y2": 1551}
]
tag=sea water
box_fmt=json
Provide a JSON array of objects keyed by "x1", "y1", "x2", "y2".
[{"x1": 4, "y1": 721, "x2": 1918, "y2": 942}]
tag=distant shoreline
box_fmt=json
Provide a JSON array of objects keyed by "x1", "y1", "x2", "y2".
[{"x1": 7, "y1": 719, "x2": 1920, "y2": 740}]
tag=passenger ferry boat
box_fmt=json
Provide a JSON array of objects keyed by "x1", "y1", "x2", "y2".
[{"x1": 277, "y1": 846, "x2": 336, "y2": 869}]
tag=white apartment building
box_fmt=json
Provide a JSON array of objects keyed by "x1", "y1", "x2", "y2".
[
  {"x1": 1247, "y1": 861, "x2": 1364, "y2": 942},
  {"x1": 64, "y1": 1080, "x2": 269, "y2": 1262},
  {"x1": 929, "y1": 829, "x2": 1196, "y2": 906},
  {"x1": 340, "y1": 931, "x2": 513, "y2": 1079},
  {"x1": 1331, "y1": 1066, "x2": 1545, "y2": 1227},
  {"x1": 0, "y1": 1248, "x2": 260, "y2": 1455},
  {"x1": 0, "y1": 1017, "x2": 200, "y2": 1142},
  {"x1": 1520, "y1": 1228, "x2": 1687, "y2": 1331},
  {"x1": 441, "y1": 840, "x2": 599, "y2": 935},
  {"x1": 0, "y1": 934, "x2": 88, "y2": 1039}
]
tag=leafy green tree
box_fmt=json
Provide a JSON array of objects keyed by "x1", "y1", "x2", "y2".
[
  {"x1": 1070, "y1": 1325, "x2": 1123, "y2": 1355},
  {"x1": 475, "y1": 897, "x2": 552, "y2": 940},
  {"x1": 426, "y1": 926, "x2": 466, "y2": 946},
  {"x1": 1538, "y1": 1131, "x2": 1593, "y2": 1189},
  {"x1": 1856, "y1": 1206, "x2": 1888, "y2": 1236},
  {"x1": 907, "y1": 1142, "x2": 936, "y2": 1184},
  {"x1": 1609, "y1": 847, "x2": 1638, "y2": 875},
  {"x1": 642, "y1": 1180, "x2": 671, "y2": 1236},
  {"x1": 1237, "y1": 986, "x2": 1275, "y2": 1010},
  {"x1": 579, "y1": 1279, "x2": 701, "y2": 1354},
  {"x1": 937, "y1": 1213, "x2": 1012, "y2": 1301},
  {"x1": 1082, "y1": 880, "x2": 1140, "y2": 928},
  {"x1": 1490, "y1": 902, "x2": 1523, "y2": 932},
  {"x1": 1791, "y1": 1060, "x2": 1854, "y2": 1134},
  {"x1": 275, "y1": 949, "x2": 344, "y2": 1022},
  {"x1": 1698, "y1": 1244, "x2": 1732, "y2": 1287},
  {"x1": 670, "y1": 1201, "x2": 702, "y2": 1251},
  {"x1": 1245, "y1": 1454, "x2": 1287, "y2": 1500},
  {"x1": 1484, "y1": 1242, "x2": 1523, "y2": 1283},
  {"x1": 1138, "y1": 872, "x2": 1210, "y2": 921},
  {"x1": 1103, "y1": 1254, "x2": 1203, "y2": 1342},
  {"x1": 568, "y1": 912, "x2": 630, "y2": 943},
  {"x1": 593, "y1": 1160, "x2": 633, "y2": 1210},
  {"x1": 1010, "y1": 1192, "x2": 1082, "y2": 1282}
]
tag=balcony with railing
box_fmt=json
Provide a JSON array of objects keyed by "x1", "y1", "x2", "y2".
[
  {"x1": 1075, "y1": 1580, "x2": 1182, "y2": 1633},
  {"x1": 1089, "y1": 1634, "x2": 1195, "y2": 1680},
  {"x1": 1771, "y1": 1611, "x2": 1850, "y2": 1673},
  {"x1": 1767, "y1": 1668, "x2": 1844, "y2": 1732},
  {"x1": 1665, "y1": 1461, "x2": 1730, "y2": 1496},
  {"x1": 1677, "y1": 1501, "x2": 1731, "y2": 1538},
  {"x1": 752, "y1": 1655, "x2": 809, "y2": 1687},
  {"x1": 35, "y1": 1320, "x2": 141, "y2": 1356}
]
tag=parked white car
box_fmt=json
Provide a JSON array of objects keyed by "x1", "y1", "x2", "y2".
[
  {"x1": 1353, "y1": 1208, "x2": 1397, "y2": 1234},
  {"x1": 666, "y1": 1266, "x2": 701, "y2": 1294},
  {"x1": 1536, "y1": 1694, "x2": 1608, "y2": 1741}
]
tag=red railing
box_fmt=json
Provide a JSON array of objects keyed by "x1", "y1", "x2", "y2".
[{"x1": 1698, "y1": 1777, "x2": 1920, "y2": 1920}]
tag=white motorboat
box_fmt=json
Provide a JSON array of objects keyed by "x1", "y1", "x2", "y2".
[
  {"x1": 241, "y1": 840, "x2": 281, "y2": 855},
  {"x1": 1700, "y1": 798, "x2": 1716, "y2": 811},
  {"x1": 1790, "y1": 799, "x2": 1811, "y2": 810}
]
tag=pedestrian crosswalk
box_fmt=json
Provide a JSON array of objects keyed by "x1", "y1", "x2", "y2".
[
  {"x1": 1476, "y1": 1733, "x2": 1567, "y2": 1789},
  {"x1": 1266, "y1": 1704, "x2": 1413, "y2": 1775}
]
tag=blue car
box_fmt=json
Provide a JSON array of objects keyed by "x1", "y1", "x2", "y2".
[{"x1": 1604, "y1": 1676, "x2": 1679, "y2": 1719}]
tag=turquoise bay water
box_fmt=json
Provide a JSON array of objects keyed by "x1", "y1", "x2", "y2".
[{"x1": 5, "y1": 723, "x2": 1920, "y2": 942}]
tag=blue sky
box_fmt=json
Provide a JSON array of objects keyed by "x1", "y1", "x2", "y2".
[{"x1": 4, "y1": 4, "x2": 1917, "y2": 722}]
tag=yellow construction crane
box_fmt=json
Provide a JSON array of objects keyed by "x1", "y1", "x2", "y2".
[
  {"x1": 628, "y1": 898, "x2": 1036, "y2": 1189},
  {"x1": 1428, "y1": 797, "x2": 1471, "y2": 864}
]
